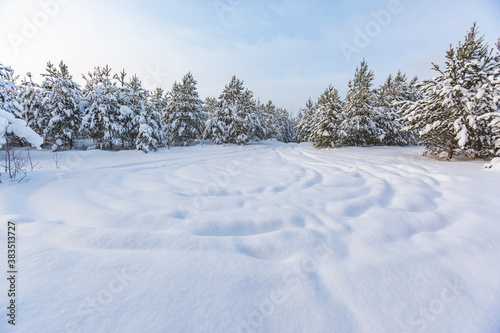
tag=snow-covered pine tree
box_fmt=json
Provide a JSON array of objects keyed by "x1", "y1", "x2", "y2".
[
  {"x1": 0, "y1": 64, "x2": 42, "y2": 149},
  {"x1": 295, "y1": 98, "x2": 316, "y2": 142},
  {"x1": 150, "y1": 87, "x2": 168, "y2": 110},
  {"x1": 41, "y1": 61, "x2": 83, "y2": 151},
  {"x1": 80, "y1": 65, "x2": 122, "y2": 149},
  {"x1": 114, "y1": 69, "x2": 132, "y2": 148},
  {"x1": 239, "y1": 89, "x2": 266, "y2": 141},
  {"x1": 204, "y1": 76, "x2": 249, "y2": 145},
  {"x1": 310, "y1": 85, "x2": 344, "y2": 148},
  {"x1": 0, "y1": 65, "x2": 23, "y2": 119},
  {"x1": 220, "y1": 75, "x2": 244, "y2": 105},
  {"x1": 136, "y1": 88, "x2": 166, "y2": 153},
  {"x1": 273, "y1": 107, "x2": 295, "y2": 143},
  {"x1": 479, "y1": 39, "x2": 500, "y2": 155},
  {"x1": 374, "y1": 71, "x2": 420, "y2": 146},
  {"x1": 163, "y1": 72, "x2": 205, "y2": 146},
  {"x1": 261, "y1": 100, "x2": 277, "y2": 140},
  {"x1": 342, "y1": 59, "x2": 382, "y2": 146},
  {"x1": 263, "y1": 100, "x2": 295, "y2": 143},
  {"x1": 20, "y1": 73, "x2": 46, "y2": 137},
  {"x1": 204, "y1": 97, "x2": 218, "y2": 116},
  {"x1": 119, "y1": 74, "x2": 143, "y2": 148},
  {"x1": 291, "y1": 111, "x2": 302, "y2": 142},
  {"x1": 225, "y1": 101, "x2": 248, "y2": 145},
  {"x1": 204, "y1": 99, "x2": 233, "y2": 144},
  {"x1": 401, "y1": 24, "x2": 499, "y2": 159}
]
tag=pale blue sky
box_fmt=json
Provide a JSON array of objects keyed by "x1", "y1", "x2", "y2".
[{"x1": 1, "y1": 0, "x2": 499, "y2": 114}]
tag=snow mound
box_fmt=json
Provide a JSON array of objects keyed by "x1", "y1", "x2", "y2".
[
  {"x1": 0, "y1": 108, "x2": 43, "y2": 148},
  {"x1": 484, "y1": 157, "x2": 500, "y2": 170}
]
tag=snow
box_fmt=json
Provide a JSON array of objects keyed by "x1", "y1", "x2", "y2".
[
  {"x1": 1, "y1": 142, "x2": 500, "y2": 332},
  {"x1": 455, "y1": 121, "x2": 468, "y2": 148},
  {"x1": 485, "y1": 157, "x2": 500, "y2": 170},
  {"x1": 476, "y1": 88, "x2": 486, "y2": 100},
  {"x1": 0, "y1": 108, "x2": 43, "y2": 148},
  {"x1": 119, "y1": 105, "x2": 133, "y2": 117}
]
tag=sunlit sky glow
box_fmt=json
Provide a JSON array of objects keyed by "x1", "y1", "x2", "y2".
[{"x1": 1, "y1": 0, "x2": 499, "y2": 114}]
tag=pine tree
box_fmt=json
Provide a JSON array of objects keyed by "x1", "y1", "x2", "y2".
[
  {"x1": 220, "y1": 75, "x2": 244, "y2": 105},
  {"x1": 310, "y1": 85, "x2": 344, "y2": 148},
  {"x1": 204, "y1": 76, "x2": 252, "y2": 145},
  {"x1": 262, "y1": 100, "x2": 295, "y2": 143},
  {"x1": 273, "y1": 107, "x2": 295, "y2": 143},
  {"x1": 374, "y1": 71, "x2": 420, "y2": 146},
  {"x1": 479, "y1": 40, "x2": 500, "y2": 155},
  {"x1": 120, "y1": 74, "x2": 143, "y2": 148},
  {"x1": 0, "y1": 64, "x2": 42, "y2": 149},
  {"x1": 20, "y1": 72, "x2": 46, "y2": 136},
  {"x1": 41, "y1": 61, "x2": 83, "y2": 150},
  {"x1": 80, "y1": 66, "x2": 122, "y2": 149},
  {"x1": 291, "y1": 111, "x2": 302, "y2": 142},
  {"x1": 262, "y1": 101, "x2": 278, "y2": 140},
  {"x1": 0, "y1": 65, "x2": 23, "y2": 118},
  {"x1": 342, "y1": 59, "x2": 382, "y2": 146},
  {"x1": 295, "y1": 98, "x2": 316, "y2": 142},
  {"x1": 150, "y1": 87, "x2": 168, "y2": 112},
  {"x1": 204, "y1": 99, "x2": 234, "y2": 144},
  {"x1": 240, "y1": 89, "x2": 267, "y2": 141},
  {"x1": 163, "y1": 72, "x2": 205, "y2": 146},
  {"x1": 204, "y1": 97, "x2": 218, "y2": 116},
  {"x1": 401, "y1": 24, "x2": 499, "y2": 159},
  {"x1": 136, "y1": 88, "x2": 166, "y2": 153}
]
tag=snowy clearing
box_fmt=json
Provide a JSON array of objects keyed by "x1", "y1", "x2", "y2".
[{"x1": 1, "y1": 141, "x2": 500, "y2": 333}]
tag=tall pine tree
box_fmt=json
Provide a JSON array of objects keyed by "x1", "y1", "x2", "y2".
[
  {"x1": 136, "y1": 87, "x2": 166, "y2": 152},
  {"x1": 310, "y1": 85, "x2": 344, "y2": 148},
  {"x1": 401, "y1": 24, "x2": 499, "y2": 159},
  {"x1": 479, "y1": 39, "x2": 500, "y2": 155},
  {"x1": 81, "y1": 66, "x2": 122, "y2": 149},
  {"x1": 272, "y1": 106, "x2": 295, "y2": 143},
  {"x1": 240, "y1": 89, "x2": 267, "y2": 141},
  {"x1": 0, "y1": 64, "x2": 42, "y2": 148},
  {"x1": 20, "y1": 72, "x2": 46, "y2": 137},
  {"x1": 163, "y1": 72, "x2": 205, "y2": 146},
  {"x1": 120, "y1": 74, "x2": 143, "y2": 148},
  {"x1": 374, "y1": 71, "x2": 420, "y2": 146},
  {"x1": 204, "y1": 76, "x2": 249, "y2": 144},
  {"x1": 41, "y1": 61, "x2": 83, "y2": 150},
  {"x1": 342, "y1": 60, "x2": 382, "y2": 146},
  {"x1": 295, "y1": 98, "x2": 316, "y2": 142},
  {"x1": 0, "y1": 65, "x2": 23, "y2": 118}
]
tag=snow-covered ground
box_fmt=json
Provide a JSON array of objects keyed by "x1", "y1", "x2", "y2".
[{"x1": 1, "y1": 141, "x2": 500, "y2": 333}]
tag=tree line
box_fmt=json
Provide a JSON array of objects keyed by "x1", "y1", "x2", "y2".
[
  {"x1": 1, "y1": 63, "x2": 296, "y2": 152},
  {"x1": 297, "y1": 24, "x2": 500, "y2": 159},
  {"x1": 1, "y1": 24, "x2": 499, "y2": 159}
]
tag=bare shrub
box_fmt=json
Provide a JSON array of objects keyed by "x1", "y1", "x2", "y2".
[{"x1": 1, "y1": 140, "x2": 37, "y2": 183}]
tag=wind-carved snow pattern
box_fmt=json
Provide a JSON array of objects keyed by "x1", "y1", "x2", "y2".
[{"x1": 0, "y1": 142, "x2": 499, "y2": 332}]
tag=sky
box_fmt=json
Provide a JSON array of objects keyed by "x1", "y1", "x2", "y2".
[{"x1": 1, "y1": 0, "x2": 499, "y2": 114}]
